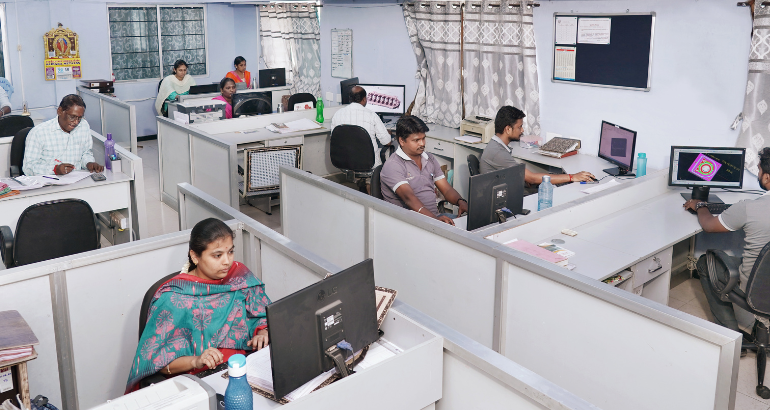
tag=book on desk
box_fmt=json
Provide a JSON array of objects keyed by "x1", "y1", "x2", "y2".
[{"x1": 535, "y1": 137, "x2": 580, "y2": 158}]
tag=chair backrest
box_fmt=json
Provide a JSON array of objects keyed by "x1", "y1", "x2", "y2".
[
  {"x1": 138, "y1": 272, "x2": 180, "y2": 339},
  {"x1": 287, "y1": 93, "x2": 316, "y2": 111},
  {"x1": 10, "y1": 127, "x2": 33, "y2": 175},
  {"x1": 371, "y1": 165, "x2": 384, "y2": 200},
  {"x1": 330, "y1": 125, "x2": 375, "y2": 172},
  {"x1": 0, "y1": 116, "x2": 34, "y2": 139},
  {"x1": 468, "y1": 154, "x2": 480, "y2": 177},
  {"x1": 13, "y1": 199, "x2": 99, "y2": 267},
  {"x1": 745, "y1": 241, "x2": 770, "y2": 315}
]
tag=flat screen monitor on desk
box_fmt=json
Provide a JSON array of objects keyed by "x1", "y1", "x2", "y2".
[
  {"x1": 266, "y1": 259, "x2": 379, "y2": 400},
  {"x1": 669, "y1": 146, "x2": 746, "y2": 203},
  {"x1": 189, "y1": 83, "x2": 219, "y2": 95},
  {"x1": 598, "y1": 121, "x2": 637, "y2": 176},
  {"x1": 466, "y1": 163, "x2": 526, "y2": 231},
  {"x1": 259, "y1": 68, "x2": 286, "y2": 88},
  {"x1": 232, "y1": 91, "x2": 272, "y2": 117},
  {"x1": 358, "y1": 84, "x2": 406, "y2": 119}
]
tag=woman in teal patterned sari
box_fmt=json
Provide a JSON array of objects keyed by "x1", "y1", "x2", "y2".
[{"x1": 126, "y1": 218, "x2": 271, "y2": 392}]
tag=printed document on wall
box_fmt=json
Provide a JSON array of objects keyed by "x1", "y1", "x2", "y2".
[
  {"x1": 578, "y1": 18, "x2": 611, "y2": 44},
  {"x1": 331, "y1": 29, "x2": 353, "y2": 78},
  {"x1": 554, "y1": 46, "x2": 576, "y2": 81},
  {"x1": 555, "y1": 16, "x2": 578, "y2": 44}
]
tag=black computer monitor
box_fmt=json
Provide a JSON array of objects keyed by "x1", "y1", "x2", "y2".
[
  {"x1": 357, "y1": 84, "x2": 406, "y2": 117},
  {"x1": 189, "y1": 83, "x2": 219, "y2": 95},
  {"x1": 232, "y1": 91, "x2": 272, "y2": 117},
  {"x1": 340, "y1": 77, "x2": 359, "y2": 104},
  {"x1": 669, "y1": 146, "x2": 746, "y2": 203},
  {"x1": 598, "y1": 121, "x2": 637, "y2": 176},
  {"x1": 258, "y1": 68, "x2": 286, "y2": 88},
  {"x1": 266, "y1": 259, "x2": 379, "y2": 400},
  {"x1": 466, "y1": 163, "x2": 526, "y2": 231}
]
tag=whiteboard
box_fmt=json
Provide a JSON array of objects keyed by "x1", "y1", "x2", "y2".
[{"x1": 331, "y1": 29, "x2": 353, "y2": 78}]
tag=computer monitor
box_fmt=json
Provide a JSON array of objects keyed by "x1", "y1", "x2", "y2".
[
  {"x1": 669, "y1": 146, "x2": 746, "y2": 203},
  {"x1": 466, "y1": 163, "x2": 526, "y2": 231},
  {"x1": 259, "y1": 68, "x2": 286, "y2": 88},
  {"x1": 266, "y1": 259, "x2": 379, "y2": 400},
  {"x1": 598, "y1": 121, "x2": 637, "y2": 176},
  {"x1": 357, "y1": 84, "x2": 406, "y2": 117},
  {"x1": 232, "y1": 91, "x2": 272, "y2": 117},
  {"x1": 340, "y1": 77, "x2": 359, "y2": 104},
  {"x1": 189, "y1": 83, "x2": 219, "y2": 95}
]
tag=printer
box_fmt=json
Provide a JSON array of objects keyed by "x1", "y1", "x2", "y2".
[
  {"x1": 91, "y1": 375, "x2": 216, "y2": 410},
  {"x1": 459, "y1": 115, "x2": 495, "y2": 143},
  {"x1": 168, "y1": 98, "x2": 227, "y2": 124}
]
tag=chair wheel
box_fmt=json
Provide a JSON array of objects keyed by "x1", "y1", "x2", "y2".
[{"x1": 757, "y1": 385, "x2": 770, "y2": 399}]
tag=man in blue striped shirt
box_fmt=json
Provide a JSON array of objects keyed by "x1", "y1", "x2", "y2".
[{"x1": 23, "y1": 94, "x2": 104, "y2": 176}]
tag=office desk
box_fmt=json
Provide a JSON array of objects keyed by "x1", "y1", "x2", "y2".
[
  {"x1": 0, "y1": 171, "x2": 133, "y2": 235},
  {"x1": 176, "y1": 85, "x2": 292, "y2": 113}
]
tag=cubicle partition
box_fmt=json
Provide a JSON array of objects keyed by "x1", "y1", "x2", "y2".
[
  {"x1": 279, "y1": 166, "x2": 741, "y2": 410},
  {"x1": 77, "y1": 87, "x2": 138, "y2": 153},
  {"x1": 0, "y1": 136, "x2": 11, "y2": 177}
]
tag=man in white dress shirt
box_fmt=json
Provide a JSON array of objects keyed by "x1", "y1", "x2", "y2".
[{"x1": 331, "y1": 86, "x2": 392, "y2": 167}]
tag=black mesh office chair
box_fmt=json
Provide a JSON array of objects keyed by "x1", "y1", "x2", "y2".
[
  {"x1": 468, "y1": 154, "x2": 480, "y2": 177},
  {"x1": 0, "y1": 115, "x2": 34, "y2": 139},
  {"x1": 330, "y1": 125, "x2": 375, "y2": 193},
  {"x1": 370, "y1": 165, "x2": 384, "y2": 200},
  {"x1": 705, "y1": 241, "x2": 770, "y2": 399},
  {"x1": 9, "y1": 127, "x2": 32, "y2": 177},
  {"x1": 0, "y1": 199, "x2": 100, "y2": 268},
  {"x1": 137, "y1": 271, "x2": 181, "y2": 388},
  {"x1": 287, "y1": 93, "x2": 316, "y2": 111}
]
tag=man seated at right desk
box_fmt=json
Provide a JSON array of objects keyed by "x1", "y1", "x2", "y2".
[
  {"x1": 480, "y1": 106, "x2": 595, "y2": 189},
  {"x1": 331, "y1": 86, "x2": 392, "y2": 167},
  {"x1": 23, "y1": 94, "x2": 104, "y2": 176},
  {"x1": 685, "y1": 147, "x2": 770, "y2": 334}
]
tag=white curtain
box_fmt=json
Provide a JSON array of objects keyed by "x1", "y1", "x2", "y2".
[
  {"x1": 403, "y1": 2, "x2": 463, "y2": 128},
  {"x1": 737, "y1": 5, "x2": 770, "y2": 175},
  {"x1": 259, "y1": 3, "x2": 321, "y2": 97},
  {"x1": 463, "y1": 0, "x2": 540, "y2": 135}
]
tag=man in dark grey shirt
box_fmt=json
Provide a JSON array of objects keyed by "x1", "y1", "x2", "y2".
[
  {"x1": 480, "y1": 106, "x2": 595, "y2": 185},
  {"x1": 380, "y1": 116, "x2": 468, "y2": 226},
  {"x1": 688, "y1": 147, "x2": 770, "y2": 334}
]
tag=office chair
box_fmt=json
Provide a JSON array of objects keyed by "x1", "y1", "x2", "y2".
[
  {"x1": 9, "y1": 127, "x2": 32, "y2": 177},
  {"x1": 0, "y1": 199, "x2": 100, "y2": 269},
  {"x1": 330, "y1": 125, "x2": 375, "y2": 193},
  {"x1": 468, "y1": 154, "x2": 480, "y2": 177},
  {"x1": 370, "y1": 165, "x2": 384, "y2": 200},
  {"x1": 704, "y1": 241, "x2": 770, "y2": 399},
  {"x1": 0, "y1": 115, "x2": 33, "y2": 139},
  {"x1": 287, "y1": 93, "x2": 316, "y2": 111},
  {"x1": 137, "y1": 271, "x2": 180, "y2": 388}
]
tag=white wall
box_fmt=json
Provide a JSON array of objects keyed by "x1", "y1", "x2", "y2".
[{"x1": 319, "y1": 4, "x2": 418, "y2": 107}]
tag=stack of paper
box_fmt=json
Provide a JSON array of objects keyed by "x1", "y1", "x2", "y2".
[
  {"x1": 455, "y1": 135, "x2": 482, "y2": 144},
  {"x1": 0, "y1": 182, "x2": 10, "y2": 196},
  {"x1": 2, "y1": 177, "x2": 44, "y2": 191},
  {"x1": 0, "y1": 347, "x2": 33, "y2": 362},
  {"x1": 245, "y1": 347, "x2": 336, "y2": 402},
  {"x1": 266, "y1": 118, "x2": 323, "y2": 134},
  {"x1": 504, "y1": 239, "x2": 570, "y2": 267},
  {"x1": 0, "y1": 311, "x2": 39, "y2": 365},
  {"x1": 38, "y1": 171, "x2": 92, "y2": 186}
]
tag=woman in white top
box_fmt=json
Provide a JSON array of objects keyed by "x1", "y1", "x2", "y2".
[{"x1": 155, "y1": 59, "x2": 196, "y2": 115}]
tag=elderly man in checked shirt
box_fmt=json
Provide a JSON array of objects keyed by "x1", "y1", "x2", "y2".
[
  {"x1": 23, "y1": 94, "x2": 104, "y2": 176},
  {"x1": 331, "y1": 86, "x2": 392, "y2": 167}
]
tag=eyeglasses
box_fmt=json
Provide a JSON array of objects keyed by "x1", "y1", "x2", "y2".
[{"x1": 65, "y1": 114, "x2": 83, "y2": 124}]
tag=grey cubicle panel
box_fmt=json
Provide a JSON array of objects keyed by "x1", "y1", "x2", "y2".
[
  {"x1": 0, "y1": 136, "x2": 12, "y2": 178},
  {"x1": 278, "y1": 166, "x2": 741, "y2": 410},
  {"x1": 77, "y1": 87, "x2": 138, "y2": 154}
]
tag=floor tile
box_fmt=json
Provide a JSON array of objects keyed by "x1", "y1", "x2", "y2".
[
  {"x1": 736, "y1": 391, "x2": 770, "y2": 410},
  {"x1": 239, "y1": 201, "x2": 282, "y2": 234},
  {"x1": 669, "y1": 278, "x2": 702, "y2": 303},
  {"x1": 667, "y1": 296, "x2": 687, "y2": 310},
  {"x1": 679, "y1": 300, "x2": 715, "y2": 322}
]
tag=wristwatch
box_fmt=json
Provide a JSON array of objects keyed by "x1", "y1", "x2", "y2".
[{"x1": 694, "y1": 202, "x2": 709, "y2": 211}]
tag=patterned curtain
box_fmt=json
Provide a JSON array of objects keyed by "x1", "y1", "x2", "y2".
[
  {"x1": 403, "y1": 2, "x2": 463, "y2": 128},
  {"x1": 259, "y1": 3, "x2": 321, "y2": 97},
  {"x1": 738, "y1": 5, "x2": 770, "y2": 175},
  {"x1": 463, "y1": 0, "x2": 540, "y2": 136},
  {"x1": 160, "y1": 7, "x2": 207, "y2": 76}
]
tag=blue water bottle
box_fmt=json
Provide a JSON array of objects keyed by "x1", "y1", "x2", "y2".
[
  {"x1": 537, "y1": 175, "x2": 553, "y2": 211},
  {"x1": 636, "y1": 153, "x2": 647, "y2": 178},
  {"x1": 224, "y1": 354, "x2": 252, "y2": 410},
  {"x1": 104, "y1": 133, "x2": 115, "y2": 171}
]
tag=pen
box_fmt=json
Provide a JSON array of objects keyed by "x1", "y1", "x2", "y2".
[{"x1": 43, "y1": 176, "x2": 59, "y2": 180}]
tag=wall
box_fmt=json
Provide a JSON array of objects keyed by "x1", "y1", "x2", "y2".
[
  {"x1": 319, "y1": 4, "x2": 418, "y2": 107},
  {"x1": 1, "y1": 0, "x2": 259, "y2": 136}
]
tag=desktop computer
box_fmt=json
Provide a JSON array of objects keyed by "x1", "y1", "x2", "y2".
[
  {"x1": 340, "y1": 77, "x2": 359, "y2": 104},
  {"x1": 598, "y1": 121, "x2": 637, "y2": 176},
  {"x1": 357, "y1": 83, "x2": 406, "y2": 123},
  {"x1": 259, "y1": 68, "x2": 286, "y2": 88},
  {"x1": 669, "y1": 146, "x2": 746, "y2": 203},
  {"x1": 266, "y1": 259, "x2": 379, "y2": 400},
  {"x1": 466, "y1": 163, "x2": 526, "y2": 231},
  {"x1": 232, "y1": 91, "x2": 273, "y2": 117}
]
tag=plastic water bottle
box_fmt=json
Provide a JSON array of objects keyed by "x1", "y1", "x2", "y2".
[
  {"x1": 636, "y1": 153, "x2": 647, "y2": 178},
  {"x1": 315, "y1": 98, "x2": 325, "y2": 123},
  {"x1": 538, "y1": 175, "x2": 553, "y2": 211},
  {"x1": 104, "y1": 133, "x2": 115, "y2": 171},
  {"x1": 224, "y1": 354, "x2": 252, "y2": 410}
]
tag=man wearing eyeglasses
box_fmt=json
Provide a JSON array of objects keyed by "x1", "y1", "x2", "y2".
[{"x1": 23, "y1": 94, "x2": 104, "y2": 176}]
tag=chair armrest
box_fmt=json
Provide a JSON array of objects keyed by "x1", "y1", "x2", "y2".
[
  {"x1": 0, "y1": 226, "x2": 13, "y2": 268},
  {"x1": 706, "y1": 249, "x2": 741, "y2": 301},
  {"x1": 9, "y1": 165, "x2": 19, "y2": 177}
]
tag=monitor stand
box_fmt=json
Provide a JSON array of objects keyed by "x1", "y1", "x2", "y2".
[
  {"x1": 603, "y1": 166, "x2": 635, "y2": 177},
  {"x1": 679, "y1": 186, "x2": 724, "y2": 204}
]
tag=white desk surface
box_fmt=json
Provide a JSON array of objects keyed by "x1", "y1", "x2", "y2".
[
  {"x1": 210, "y1": 121, "x2": 332, "y2": 146},
  {"x1": 0, "y1": 171, "x2": 132, "y2": 202}
]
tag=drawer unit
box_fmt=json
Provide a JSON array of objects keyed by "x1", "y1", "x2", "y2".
[
  {"x1": 632, "y1": 246, "x2": 673, "y2": 286},
  {"x1": 425, "y1": 137, "x2": 451, "y2": 157},
  {"x1": 266, "y1": 136, "x2": 303, "y2": 147}
]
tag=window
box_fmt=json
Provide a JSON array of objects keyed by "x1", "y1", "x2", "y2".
[{"x1": 109, "y1": 5, "x2": 207, "y2": 81}]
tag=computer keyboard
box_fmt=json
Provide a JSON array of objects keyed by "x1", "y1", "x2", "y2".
[{"x1": 688, "y1": 203, "x2": 732, "y2": 215}]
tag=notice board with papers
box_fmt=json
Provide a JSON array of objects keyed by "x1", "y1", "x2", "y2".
[{"x1": 552, "y1": 13, "x2": 655, "y2": 91}]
